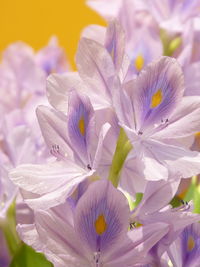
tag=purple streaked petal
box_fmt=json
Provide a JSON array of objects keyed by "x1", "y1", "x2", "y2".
[
  {"x1": 181, "y1": 223, "x2": 200, "y2": 266},
  {"x1": 67, "y1": 90, "x2": 95, "y2": 167},
  {"x1": 133, "y1": 57, "x2": 184, "y2": 132},
  {"x1": 74, "y1": 180, "x2": 129, "y2": 256}
]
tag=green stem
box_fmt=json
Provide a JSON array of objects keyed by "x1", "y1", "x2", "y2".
[
  {"x1": 108, "y1": 128, "x2": 132, "y2": 187},
  {"x1": 0, "y1": 202, "x2": 21, "y2": 256}
]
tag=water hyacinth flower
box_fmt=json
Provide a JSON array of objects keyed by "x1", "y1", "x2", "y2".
[
  {"x1": 17, "y1": 180, "x2": 169, "y2": 267},
  {"x1": 10, "y1": 91, "x2": 111, "y2": 209},
  {"x1": 114, "y1": 56, "x2": 200, "y2": 180}
]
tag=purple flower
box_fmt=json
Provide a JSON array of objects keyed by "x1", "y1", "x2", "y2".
[
  {"x1": 10, "y1": 91, "x2": 111, "y2": 209},
  {"x1": 114, "y1": 56, "x2": 200, "y2": 180},
  {"x1": 17, "y1": 180, "x2": 169, "y2": 267}
]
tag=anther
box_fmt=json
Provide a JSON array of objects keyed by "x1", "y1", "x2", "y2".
[{"x1": 87, "y1": 164, "x2": 92, "y2": 170}]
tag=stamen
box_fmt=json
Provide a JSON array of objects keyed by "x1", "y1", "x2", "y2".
[
  {"x1": 50, "y1": 144, "x2": 65, "y2": 160},
  {"x1": 130, "y1": 222, "x2": 136, "y2": 229},
  {"x1": 172, "y1": 200, "x2": 190, "y2": 212},
  {"x1": 87, "y1": 164, "x2": 92, "y2": 170},
  {"x1": 94, "y1": 251, "x2": 101, "y2": 267},
  {"x1": 50, "y1": 144, "x2": 60, "y2": 157}
]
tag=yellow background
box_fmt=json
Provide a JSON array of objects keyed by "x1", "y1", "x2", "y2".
[{"x1": 0, "y1": 0, "x2": 106, "y2": 69}]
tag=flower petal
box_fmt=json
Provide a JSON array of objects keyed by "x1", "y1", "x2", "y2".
[
  {"x1": 76, "y1": 38, "x2": 116, "y2": 108},
  {"x1": 10, "y1": 160, "x2": 94, "y2": 209},
  {"x1": 46, "y1": 72, "x2": 87, "y2": 113},
  {"x1": 74, "y1": 180, "x2": 129, "y2": 256},
  {"x1": 133, "y1": 57, "x2": 184, "y2": 132},
  {"x1": 153, "y1": 96, "x2": 200, "y2": 139},
  {"x1": 67, "y1": 90, "x2": 95, "y2": 167},
  {"x1": 105, "y1": 20, "x2": 125, "y2": 73}
]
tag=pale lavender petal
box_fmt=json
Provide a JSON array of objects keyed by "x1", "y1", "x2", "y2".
[
  {"x1": 105, "y1": 20, "x2": 125, "y2": 73},
  {"x1": 106, "y1": 223, "x2": 169, "y2": 266},
  {"x1": 36, "y1": 105, "x2": 74, "y2": 160},
  {"x1": 92, "y1": 122, "x2": 111, "y2": 170},
  {"x1": 135, "y1": 178, "x2": 181, "y2": 217},
  {"x1": 144, "y1": 139, "x2": 200, "y2": 178},
  {"x1": 153, "y1": 96, "x2": 200, "y2": 139},
  {"x1": 46, "y1": 72, "x2": 87, "y2": 113},
  {"x1": 184, "y1": 63, "x2": 200, "y2": 96},
  {"x1": 76, "y1": 38, "x2": 116, "y2": 108},
  {"x1": 87, "y1": 0, "x2": 123, "y2": 18},
  {"x1": 10, "y1": 160, "x2": 94, "y2": 209},
  {"x1": 81, "y1": 24, "x2": 106, "y2": 45},
  {"x1": 112, "y1": 78, "x2": 136, "y2": 130}
]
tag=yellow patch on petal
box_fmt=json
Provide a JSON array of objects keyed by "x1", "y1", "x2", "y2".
[
  {"x1": 151, "y1": 89, "x2": 163, "y2": 108},
  {"x1": 134, "y1": 54, "x2": 144, "y2": 72},
  {"x1": 95, "y1": 214, "x2": 107, "y2": 235},
  {"x1": 187, "y1": 235, "x2": 195, "y2": 251},
  {"x1": 78, "y1": 116, "x2": 85, "y2": 136}
]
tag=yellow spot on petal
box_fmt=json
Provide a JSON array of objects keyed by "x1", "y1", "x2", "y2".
[
  {"x1": 134, "y1": 54, "x2": 144, "y2": 72},
  {"x1": 78, "y1": 116, "x2": 85, "y2": 136},
  {"x1": 187, "y1": 235, "x2": 195, "y2": 251},
  {"x1": 95, "y1": 214, "x2": 107, "y2": 235},
  {"x1": 151, "y1": 89, "x2": 163, "y2": 108}
]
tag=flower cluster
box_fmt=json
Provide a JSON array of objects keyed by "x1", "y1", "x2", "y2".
[{"x1": 1, "y1": 1, "x2": 200, "y2": 267}]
